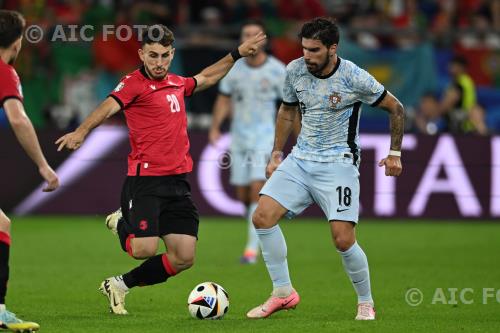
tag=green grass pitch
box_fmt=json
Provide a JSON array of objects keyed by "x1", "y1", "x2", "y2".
[{"x1": 6, "y1": 216, "x2": 500, "y2": 332}]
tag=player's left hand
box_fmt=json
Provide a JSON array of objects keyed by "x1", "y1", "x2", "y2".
[
  {"x1": 55, "y1": 130, "x2": 86, "y2": 151},
  {"x1": 265, "y1": 151, "x2": 283, "y2": 179},
  {"x1": 378, "y1": 155, "x2": 402, "y2": 177},
  {"x1": 238, "y1": 31, "x2": 267, "y2": 57}
]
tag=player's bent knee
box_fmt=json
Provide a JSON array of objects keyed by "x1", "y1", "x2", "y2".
[
  {"x1": 252, "y1": 208, "x2": 274, "y2": 229},
  {"x1": 333, "y1": 235, "x2": 355, "y2": 252},
  {"x1": 171, "y1": 254, "x2": 194, "y2": 271}
]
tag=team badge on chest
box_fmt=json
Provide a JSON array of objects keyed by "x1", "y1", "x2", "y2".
[{"x1": 329, "y1": 92, "x2": 342, "y2": 109}]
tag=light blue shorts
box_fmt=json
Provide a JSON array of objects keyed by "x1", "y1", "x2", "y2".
[
  {"x1": 260, "y1": 154, "x2": 360, "y2": 222},
  {"x1": 229, "y1": 150, "x2": 269, "y2": 186}
]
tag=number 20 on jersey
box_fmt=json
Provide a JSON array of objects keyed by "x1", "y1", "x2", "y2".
[{"x1": 166, "y1": 94, "x2": 180, "y2": 113}]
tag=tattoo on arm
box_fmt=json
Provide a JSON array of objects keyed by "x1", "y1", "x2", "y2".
[
  {"x1": 389, "y1": 102, "x2": 404, "y2": 151},
  {"x1": 377, "y1": 91, "x2": 405, "y2": 151}
]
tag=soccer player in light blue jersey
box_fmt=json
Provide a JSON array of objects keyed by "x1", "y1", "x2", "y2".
[
  {"x1": 209, "y1": 20, "x2": 287, "y2": 264},
  {"x1": 246, "y1": 18, "x2": 404, "y2": 320}
]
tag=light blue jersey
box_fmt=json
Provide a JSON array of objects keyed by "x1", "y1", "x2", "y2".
[
  {"x1": 219, "y1": 56, "x2": 286, "y2": 152},
  {"x1": 261, "y1": 56, "x2": 386, "y2": 222},
  {"x1": 283, "y1": 57, "x2": 385, "y2": 164}
]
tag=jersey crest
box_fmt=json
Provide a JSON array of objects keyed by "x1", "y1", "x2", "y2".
[{"x1": 329, "y1": 92, "x2": 341, "y2": 109}]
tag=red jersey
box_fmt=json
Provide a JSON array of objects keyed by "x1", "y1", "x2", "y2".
[
  {"x1": 0, "y1": 59, "x2": 23, "y2": 107},
  {"x1": 110, "y1": 67, "x2": 197, "y2": 176}
]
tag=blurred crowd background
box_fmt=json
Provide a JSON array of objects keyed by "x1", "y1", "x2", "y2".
[{"x1": 1, "y1": 0, "x2": 499, "y2": 135}]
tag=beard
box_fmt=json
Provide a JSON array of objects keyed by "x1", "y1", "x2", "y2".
[
  {"x1": 305, "y1": 55, "x2": 330, "y2": 75},
  {"x1": 145, "y1": 65, "x2": 167, "y2": 80}
]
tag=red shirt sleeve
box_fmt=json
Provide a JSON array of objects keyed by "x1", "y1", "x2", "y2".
[
  {"x1": 183, "y1": 77, "x2": 197, "y2": 97},
  {"x1": 0, "y1": 66, "x2": 23, "y2": 106},
  {"x1": 108, "y1": 76, "x2": 141, "y2": 109}
]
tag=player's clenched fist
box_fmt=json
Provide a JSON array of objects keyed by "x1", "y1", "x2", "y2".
[{"x1": 378, "y1": 155, "x2": 403, "y2": 177}]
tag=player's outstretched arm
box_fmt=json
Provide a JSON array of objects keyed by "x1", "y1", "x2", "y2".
[
  {"x1": 193, "y1": 32, "x2": 266, "y2": 93},
  {"x1": 4, "y1": 99, "x2": 59, "y2": 191},
  {"x1": 376, "y1": 91, "x2": 404, "y2": 177},
  {"x1": 209, "y1": 94, "x2": 232, "y2": 145},
  {"x1": 266, "y1": 103, "x2": 300, "y2": 178},
  {"x1": 56, "y1": 97, "x2": 121, "y2": 151}
]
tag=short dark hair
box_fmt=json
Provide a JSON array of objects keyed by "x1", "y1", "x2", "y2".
[
  {"x1": 0, "y1": 10, "x2": 25, "y2": 48},
  {"x1": 241, "y1": 19, "x2": 267, "y2": 35},
  {"x1": 450, "y1": 55, "x2": 467, "y2": 67},
  {"x1": 141, "y1": 24, "x2": 174, "y2": 47},
  {"x1": 299, "y1": 17, "x2": 339, "y2": 47}
]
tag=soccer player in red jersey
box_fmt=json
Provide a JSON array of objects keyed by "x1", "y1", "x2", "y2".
[
  {"x1": 56, "y1": 24, "x2": 265, "y2": 314},
  {"x1": 0, "y1": 10, "x2": 59, "y2": 331}
]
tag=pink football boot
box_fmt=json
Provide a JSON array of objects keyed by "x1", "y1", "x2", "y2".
[{"x1": 247, "y1": 290, "x2": 300, "y2": 319}]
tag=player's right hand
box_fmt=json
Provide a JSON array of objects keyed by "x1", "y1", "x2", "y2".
[
  {"x1": 209, "y1": 128, "x2": 221, "y2": 146},
  {"x1": 238, "y1": 31, "x2": 267, "y2": 57},
  {"x1": 265, "y1": 151, "x2": 284, "y2": 179},
  {"x1": 39, "y1": 164, "x2": 59, "y2": 192},
  {"x1": 55, "y1": 130, "x2": 86, "y2": 151}
]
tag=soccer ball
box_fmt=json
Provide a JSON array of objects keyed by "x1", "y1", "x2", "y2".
[{"x1": 187, "y1": 282, "x2": 229, "y2": 320}]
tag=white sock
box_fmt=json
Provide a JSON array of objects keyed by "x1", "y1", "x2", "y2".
[
  {"x1": 112, "y1": 275, "x2": 129, "y2": 291},
  {"x1": 272, "y1": 285, "x2": 293, "y2": 298},
  {"x1": 338, "y1": 242, "x2": 373, "y2": 304},
  {"x1": 245, "y1": 202, "x2": 259, "y2": 253},
  {"x1": 0, "y1": 304, "x2": 5, "y2": 312},
  {"x1": 256, "y1": 225, "x2": 292, "y2": 291}
]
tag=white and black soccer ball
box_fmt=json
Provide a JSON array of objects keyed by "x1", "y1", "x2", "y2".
[{"x1": 187, "y1": 282, "x2": 229, "y2": 320}]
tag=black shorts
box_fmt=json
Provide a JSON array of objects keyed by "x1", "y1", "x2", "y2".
[{"x1": 120, "y1": 173, "x2": 199, "y2": 238}]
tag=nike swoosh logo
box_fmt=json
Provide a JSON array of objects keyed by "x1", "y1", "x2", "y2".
[
  {"x1": 282, "y1": 297, "x2": 296, "y2": 307},
  {"x1": 104, "y1": 281, "x2": 120, "y2": 307},
  {"x1": 337, "y1": 208, "x2": 349, "y2": 212},
  {"x1": 295, "y1": 89, "x2": 306, "y2": 93}
]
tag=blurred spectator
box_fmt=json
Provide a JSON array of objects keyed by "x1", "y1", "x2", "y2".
[
  {"x1": 390, "y1": 0, "x2": 427, "y2": 48},
  {"x1": 349, "y1": 12, "x2": 382, "y2": 49},
  {"x1": 277, "y1": 0, "x2": 326, "y2": 21},
  {"x1": 414, "y1": 93, "x2": 443, "y2": 135},
  {"x1": 493, "y1": 0, "x2": 500, "y2": 29},
  {"x1": 458, "y1": 11, "x2": 500, "y2": 49},
  {"x1": 440, "y1": 55, "x2": 488, "y2": 135},
  {"x1": 430, "y1": 0, "x2": 457, "y2": 47},
  {"x1": 187, "y1": 0, "x2": 225, "y2": 24}
]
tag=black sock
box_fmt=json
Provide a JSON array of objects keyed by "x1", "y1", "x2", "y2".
[
  {"x1": 122, "y1": 254, "x2": 175, "y2": 288},
  {"x1": 117, "y1": 218, "x2": 129, "y2": 252},
  {"x1": 0, "y1": 232, "x2": 11, "y2": 305}
]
